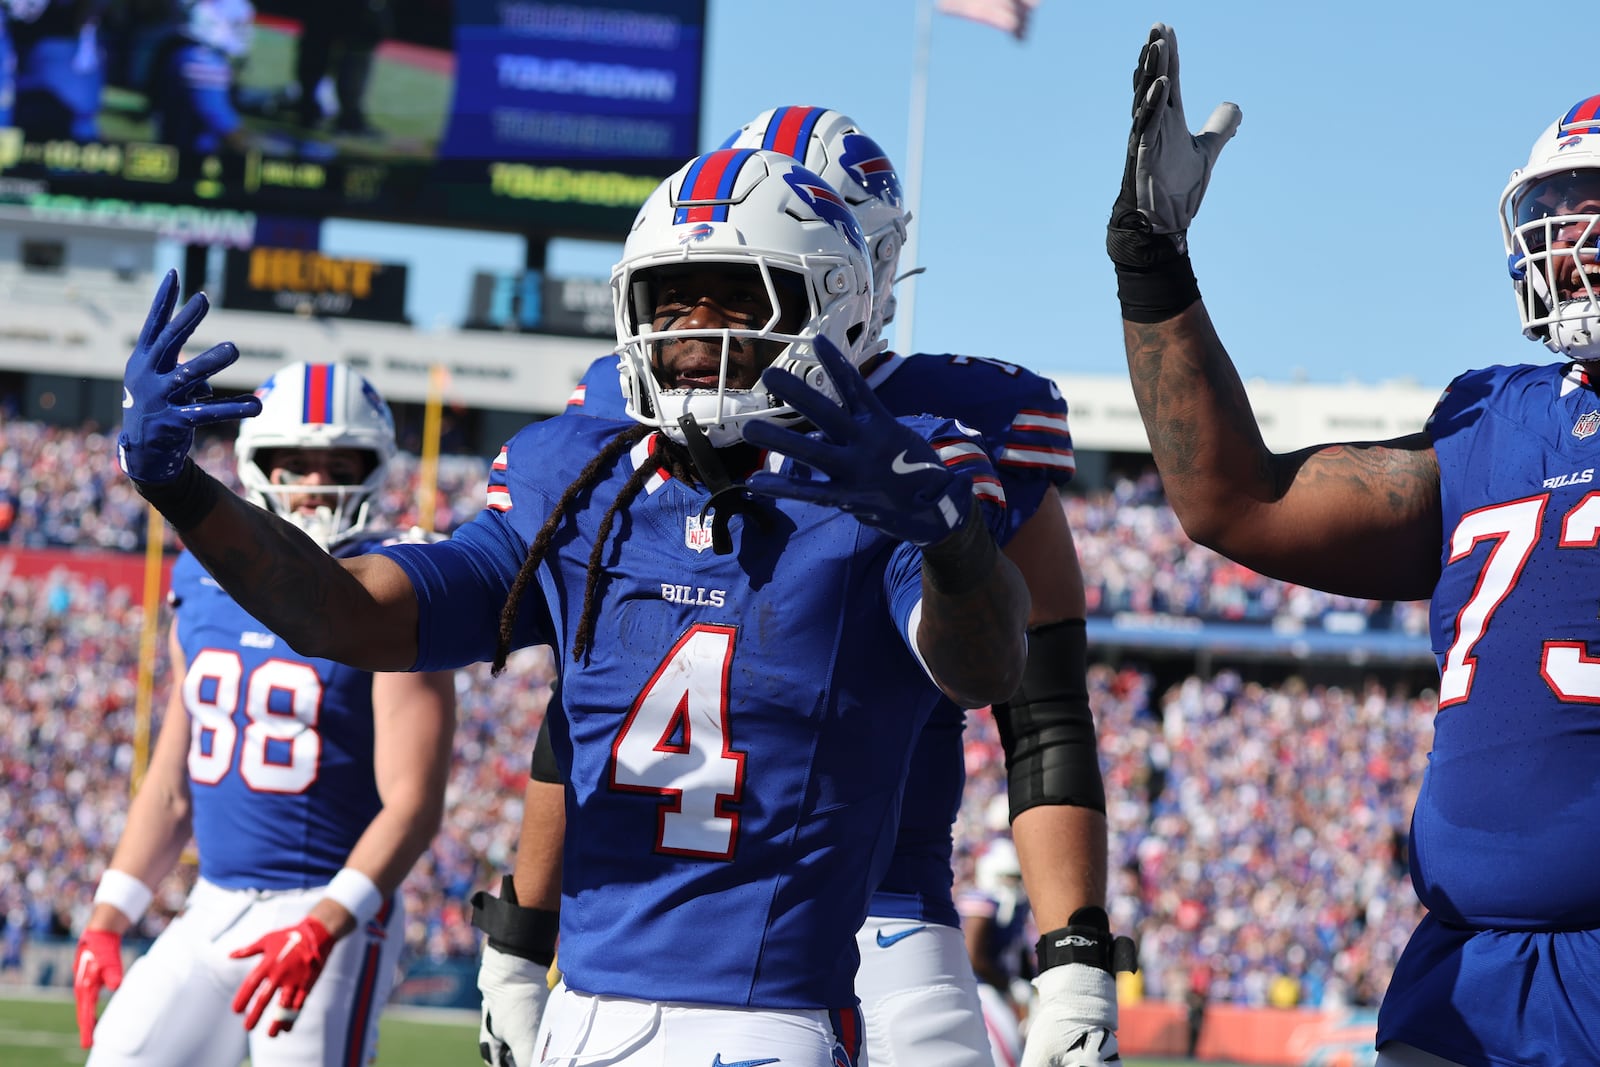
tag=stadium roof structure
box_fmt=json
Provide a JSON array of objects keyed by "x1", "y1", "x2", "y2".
[{"x1": 1088, "y1": 612, "x2": 1434, "y2": 668}]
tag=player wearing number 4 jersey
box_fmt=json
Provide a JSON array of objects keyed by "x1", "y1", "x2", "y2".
[
  {"x1": 1108, "y1": 21, "x2": 1600, "y2": 1067},
  {"x1": 483, "y1": 106, "x2": 1132, "y2": 1067},
  {"x1": 111, "y1": 146, "x2": 1029, "y2": 1067},
  {"x1": 76, "y1": 362, "x2": 456, "y2": 1067}
]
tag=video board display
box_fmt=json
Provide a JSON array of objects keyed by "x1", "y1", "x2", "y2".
[{"x1": 0, "y1": 0, "x2": 705, "y2": 239}]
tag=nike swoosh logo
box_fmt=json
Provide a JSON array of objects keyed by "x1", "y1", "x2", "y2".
[
  {"x1": 277, "y1": 931, "x2": 302, "y2": 961},
  {"x1": 875, "y1": 925, "x2": 928, "y2": 948},
  {"x1": 711, "y1": 1057, "x2": 780, "y2": 1067},
  {"x1": 122, "y1": 387, "x2": 134, "y2": 409},
  {"x1": 890, "y1": 450, "x2": 942, "y2": 476},
  {"x1": 76, "y1": 952, "x2": 95, "y2": 985}
]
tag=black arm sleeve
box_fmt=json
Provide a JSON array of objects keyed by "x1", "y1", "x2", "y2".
[
  {"x1": 529, "y1": 716, "x2": 562, "y2": 785},
  {"x1": 993, "y1": 619, "x2": 1105, "y2": 819}
]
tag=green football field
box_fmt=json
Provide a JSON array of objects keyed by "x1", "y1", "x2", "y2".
[
  {"x1": 0, "y1": 994, "x2": 482, "y2": 1067},
  {"x1": 0, "y1": 992, "x2": 1249, "y2": 1067}
]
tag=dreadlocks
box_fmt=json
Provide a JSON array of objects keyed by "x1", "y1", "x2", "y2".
[{"x1": 492, "y1": 424, "x2": 710, "y2": 674}]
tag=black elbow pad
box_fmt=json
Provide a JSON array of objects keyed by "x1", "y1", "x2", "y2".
[
  {"x1": 529, "y1": 717, "x2": 562, "y2": 785},
  {"x1": 994, "y1": 619, "x2": 1105, "y2": 819}
]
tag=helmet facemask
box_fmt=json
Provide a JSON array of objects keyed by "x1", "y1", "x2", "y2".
[
  {"x1": 1506, "y1": 173, "x2": 1600, "y2": 361},
  {"x1": 612, "y1": 149, "x2": 874, "y2": 447},
  {"x1": 235, "y1": 362, "x2": 396, "y2": 550},
  {"x1": 619, "y1": 259, "x2": 817, "y2": 446},
  {"x1": 241, "y1": 447, "x2": 385, "y2": 550},
  {"x1": 1500, "y1": 98, "x2": 1600, "y2": 363}
]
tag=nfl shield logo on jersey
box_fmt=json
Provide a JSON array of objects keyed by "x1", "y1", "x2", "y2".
[
  {"x1": 685, "y1": 513, "x2": 715, "y2": 552},
  {"x1": 1575, "y1": 410, "x2": 1600, "y2": 440}
]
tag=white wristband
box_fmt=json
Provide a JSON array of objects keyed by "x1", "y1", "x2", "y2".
[
  {"x1": 324, "y1": 868, "x2": 385, "y2": 926},
  {"x1": 94, "y1": 869, "x2": 153, "y2": 924}
]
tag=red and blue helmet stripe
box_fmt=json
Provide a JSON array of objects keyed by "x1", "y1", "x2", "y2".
[
  {"x1": 1561, "y1": 95, "x2": 1600, "y2": 136},
  {"x1": 673, "y1": 149, "x2": 757, "y2": 224},
  {"x1": 760, "y1": 105, "x2": 826, "y2": 160},
  {"x1": 301, "y1": 363, "x2": 336, "y2": 425}
]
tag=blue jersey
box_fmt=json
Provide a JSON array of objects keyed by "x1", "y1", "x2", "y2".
[
  {"x1": 150, "y1": 39, "x2": 240, "y2": 154},
  {"x1": 11, "y1": 1, "x2": 102, "y2": 142},
  {"x1": 378, "y1": 414, "x2": 1010, "y2": 1010},
  {"x1": 171, "y1": 534, "x2": 392, "y2": 890},
  {"x1": 566, "y1": 352, "x2": 1074, "y2": 927},
  {"x1": 1, "y1": 15, "x2": 13, "y2": 129},
  {"x1": 1377, "y1": 361, "x2": 1600, "y2": 1064}
]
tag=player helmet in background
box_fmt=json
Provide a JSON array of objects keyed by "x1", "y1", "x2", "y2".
[
  {"x1": 183, "y1": 0, "x2": 256, "y2": 59},
  {"x1": 1501, "y1": 95, "x2": 1600, "y2": 362},
  {"x1": 613, "y1": 147, "x2": 873, "y2": 447},
  {"x1": 723, "y1": 106, "x2": 909, "y2": 352},
  {"x1": 236, "y1": 361, "x2": 396, "y2": 549},
  {"x1": 975, "y1": 837, "x2": 1023, "y2": 896}
]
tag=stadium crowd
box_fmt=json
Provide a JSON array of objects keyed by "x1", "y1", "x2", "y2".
[{"x1": 0, "y1": 417, "x2": 1434, "y2": 1011}]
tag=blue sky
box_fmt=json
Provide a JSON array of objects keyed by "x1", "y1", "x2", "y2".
[{"x1": 324, "y1": 1, "x2": 1600, "y2": 392}]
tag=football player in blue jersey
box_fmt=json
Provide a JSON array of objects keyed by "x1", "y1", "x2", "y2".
[
  {"x1": 959, "y1": 837, "x2": 1031, "y2": 1067},
  {"x1": 113, "y1": 148, "x2": 1030, "y2": 1067},
  {"x1": 145, "y1": 0, "x2": 255, "y2": 155},
  {"x1": 0, "y1": 3, "x2": 18, "y2": 128},
  {"x1": 74, "y1": 362, "x2": 457, "y2": 1067},
  {"x1": 478, "y1": 106, "x2": 1134, "y2": 1067},
  {"x1": 9, "y1": 0, "x2": 103, "y2": 141},
  {"x1": 1108, "y1": 21, "x2": 1600, "y2": 1067}
]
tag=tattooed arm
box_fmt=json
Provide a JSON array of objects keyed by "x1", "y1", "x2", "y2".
[
  {"x1": 916, "y1": 508, "x2": 1030, "y2": 709},
  {"x1": 1123, "y1": 302, "x2": 1442, "y2": 601},
  {"x1": 1105, "y1": 25, "x2": 1440, "y2": 601},
  {"x1": 178, "y1": 485, "x2": 421, "y2": 671}
]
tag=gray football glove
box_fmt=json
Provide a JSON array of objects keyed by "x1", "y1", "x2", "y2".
[{"x1": 1108, "y1": 22, "x2": 1242, "y2": 264}]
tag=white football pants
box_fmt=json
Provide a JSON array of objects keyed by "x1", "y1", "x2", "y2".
[
  {"x1": 854, "y1": 915, "x2": 995, "y2": 1067},
  {"x1": 86, "y1": 877, "x2": 404, "y2": 1067},
  {"x1": 536, "y1": 983, "x2": 863, "y2": 1066}
]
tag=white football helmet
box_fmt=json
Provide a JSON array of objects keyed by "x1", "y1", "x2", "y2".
[
  {"x1": 722, "y1": 107, "x2": 910, "y2": 351},
  {"x1": 184, "y1": 0, "x2": 256, "y2": 59},
  {"x1": 613, "y1": 147, "x2": 873, "y2": 447},
  {"x1": 1501, "y1": 95, "x2": 1600, "y2": 362},
  {"x1": 235, "y1": 361, "x2": 396, "y2": 549},
  {"x1": 975, "y1": 837, "x2": 1022, "y2": 895}
]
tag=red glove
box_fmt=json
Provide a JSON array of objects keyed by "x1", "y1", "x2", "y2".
[
  {"x1": 229, "y1": 916, "x2": 335, "y2": 1036},
  {"x1": 73, "y1": 929, "x2": 125, "y2": 1048}
]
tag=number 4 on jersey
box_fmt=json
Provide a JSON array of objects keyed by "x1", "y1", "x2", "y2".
[{"x1": 610, "y1": 625, "x2": 747, "y2": 859}]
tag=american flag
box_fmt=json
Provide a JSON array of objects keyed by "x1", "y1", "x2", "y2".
[{"x1": 937, "y1": 0, "x2": 1041, "y2": 41}]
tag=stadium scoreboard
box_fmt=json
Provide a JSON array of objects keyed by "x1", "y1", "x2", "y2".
[{"x1": 0, "y1": 0, "x2": 706, "y2": 241}]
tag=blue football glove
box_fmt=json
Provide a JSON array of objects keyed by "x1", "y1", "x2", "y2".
[
  {"x1": 740, "y1": 334, "x2": 971, "y2": 547},
  {"x1": 118, "y1": 270, "x2": 261, "y2": 484}
]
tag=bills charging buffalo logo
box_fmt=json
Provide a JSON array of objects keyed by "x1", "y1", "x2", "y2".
[
  {"x1": 782, "y1": 169, "x2": 865, "y2": 253},
  {"x1": 1560, "y1": 135, "x2": 1585, "y2": 151},
  {"x1": 679, "y1": 222, "x2": 715, "y2": 245},
  {"x1": 838, "y1": 133, "x2": 904, "y2": 208}
]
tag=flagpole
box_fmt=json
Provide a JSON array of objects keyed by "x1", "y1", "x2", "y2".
[{"x1": 896, "y1": 0, "x2": 935, "y2": 358}]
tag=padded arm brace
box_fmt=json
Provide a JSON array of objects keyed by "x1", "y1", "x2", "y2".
[
  {"x1": 470, "y1": 875, "x2": 559, "y2": 967},
  {"x1": 993, "y1": 619, "x2": 1105, "y2": 819}
]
